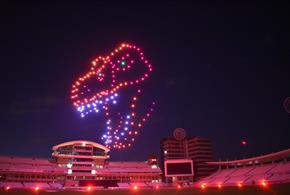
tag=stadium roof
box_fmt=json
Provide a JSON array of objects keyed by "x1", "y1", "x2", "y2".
[
  {"x1": 0, "y1": 156, "x2": 50, "y2": 165},
  {"x1": 52, "y1": 140, "x2": 110, "y2": 153},
  {"x1": 207, "y1": 148, "x2": 290, "y2": 166}
]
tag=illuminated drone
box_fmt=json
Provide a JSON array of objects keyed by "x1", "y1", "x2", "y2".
[{"x1": 71, "y1": 43, "x2": 155, "y2": 149}]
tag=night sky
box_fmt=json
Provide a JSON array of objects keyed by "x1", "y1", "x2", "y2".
[{"x1": 0, "y1": 2, "x2": 289, "y2": 161}]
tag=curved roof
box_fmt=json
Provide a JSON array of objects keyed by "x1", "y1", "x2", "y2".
[
  {"x1": 207, "y1": 148, "x2": 290, "y2": 166},
  {"x1": 52, "y1": 140, "x2": 110, "y2": 153}
]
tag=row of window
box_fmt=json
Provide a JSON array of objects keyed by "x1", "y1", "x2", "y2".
[
  {"x1": 55, "y1": 151, "x2": 105, "y2": 156},
  {"x1": 73, "y1": 146, "x2": 92, "y2": 150},
  {"x1": 0, "y1": 173, "x2": 64, "y2": 180},
  {"x1": 72, "y1": 164, "x2": 93, "y2": 167},
  {"x1": 72, "y1": 170, "x2": 91, "y2": 173},
  {"x1": 72, "y1": 158, "x2": 93, "y2": 162},
  {"x1": 189, "y1": 148, "x2": 212, "y2": 153},
  {"x1": 67, "y1": 175, "x2": 160, "y2": 182}
]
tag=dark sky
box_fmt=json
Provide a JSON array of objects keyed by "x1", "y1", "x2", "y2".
[{"x1": 0, "y1": 2, "x2": 289, "y2": 161}]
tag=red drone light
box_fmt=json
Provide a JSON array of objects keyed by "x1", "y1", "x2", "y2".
[
  {"x1": 155, "y1": 185, "x2": 159, "y2": 189},
  {"x1": 5, "y1": 186, "x2": 10, "y2": 191},
  {"x1": 241, "y1": 140, "x2": 247, "y2": 145},
  {"x1": 237, "y1": 183, "x2": 243, "y2": 188},
  {"x1": 34, "y1": 186, "x2": 40, "y2": 191},
  {"x1": 87, "y1": 186, "x2": 92, "y2": 191},
  {"x1": 133, "y1": 185, "x2": 138, "y2": 190},
  {"x1": 177, "y1": 184, "x2": 182, "y2": 189},
  {"x1": 217, "y1": 184, "x2": 222, "y2": 189}
]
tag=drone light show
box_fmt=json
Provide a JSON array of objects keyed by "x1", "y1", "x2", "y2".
[{"x1": 70, "y1": 43, "x2": 155, "y2": 149}]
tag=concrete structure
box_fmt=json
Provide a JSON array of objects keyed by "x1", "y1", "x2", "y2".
[
  {"x1": 0, "y1": 156, "x2": 66, "y2": 189},
  {"x1": 160, "y1": 128, "x2": 216, "y2": 182},
  {"x1": 0, "y1": 140, "x2": 162, "y2": 190},
  {"x1": 197, "y1": 148, "x2": 290, "y2": 187}
]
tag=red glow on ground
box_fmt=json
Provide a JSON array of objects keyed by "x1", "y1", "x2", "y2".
[
  {"x1": 133, "y1": 185, "x2": 138, "y2": 190},
  {"x1": 87, "y1": 186, "x2": 92, "y2": 191},
  {"x1": 34, "y1": 186, "x2": 40, "y2": 191},
  {"x1": 260, "y1": 180, "x2": 268, "y2": 188},
  {"x1": 217, "y1": 184, "x2": 222, "y2": 189},
  {"x1": 5, "y1": 186, "x2": 10, "y2": 191},
  {"x1": 237, "y1": 183, "x2": 243, "y2": 188},
  {"x1": 155, "y1": 185, "x2": 159, "y2": 189},
  {"x1": 201, "y1": 183, "x2": 206, "y2": 190},
  {"x1": 177, "y1": 184, "x2": 182, "y2": 189}
]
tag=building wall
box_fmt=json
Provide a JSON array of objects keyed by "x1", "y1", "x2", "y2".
[
  {"x1": 0, "y1": 156, "x2": 66, "y2": 185},
  {"x1": 161, "y1": 135, "x2": 216, "y2": 182},
  {"x1": 52, "y1": 141, "x2": 161, "y2": 187},
  {"x1": 187, "y1": 137, "x2": 216, "y2": 180}
]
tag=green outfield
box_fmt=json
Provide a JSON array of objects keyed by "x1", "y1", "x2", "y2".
[{"x1": 2, "y1": 184, "x2": 290, "y2": 195}]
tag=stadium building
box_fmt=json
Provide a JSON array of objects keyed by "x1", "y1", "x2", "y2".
[
  {"x1": 0, "y1": 140, "x2": 161, "y2": 190},
  {"x1": 0, "y1": 156, "x2": 66, "y2": 189},
  {"x1": 197, "y1": 148, "x2": 290, "y2": 188},
  {"x1": 160, "y1": 128, "x2": 216, "y2": 183},
  {"x1": 0, "y1": 138, "x2": 290, "y2": 191}
]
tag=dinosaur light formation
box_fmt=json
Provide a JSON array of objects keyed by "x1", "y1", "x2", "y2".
[{"x1": 70, "y1": 43, "x2": 155, "y2": 149}]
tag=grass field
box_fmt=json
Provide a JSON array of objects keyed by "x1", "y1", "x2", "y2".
[{"x1": 2, "y1": 184, "x2": 290, "y2": 195}]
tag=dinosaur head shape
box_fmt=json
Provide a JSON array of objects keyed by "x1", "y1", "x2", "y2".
[{"x1": 70, "y1": 43, "x2": 155, "y2": 149}]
